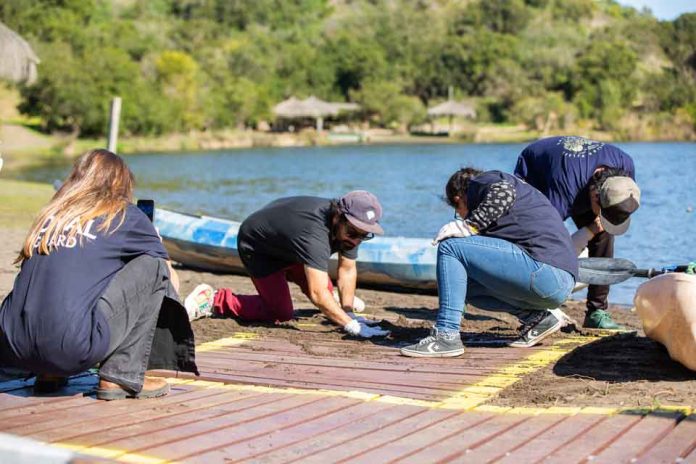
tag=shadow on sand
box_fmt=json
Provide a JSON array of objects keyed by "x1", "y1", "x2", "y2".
[{"x1": 553, "y1": 333, "x2": 696, "y2": 382}]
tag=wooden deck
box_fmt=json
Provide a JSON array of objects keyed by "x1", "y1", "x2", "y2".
[{"x1": 0, "y1": 331, "x2": 694, "y2": 463}]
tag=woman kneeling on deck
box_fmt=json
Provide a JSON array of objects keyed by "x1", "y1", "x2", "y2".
[
  {"x1": 0, "y1": 149, "x2": 197, "y2": 399},
  {"x1": 401, "y1": 167, "x2": 578, "y2": 357}
]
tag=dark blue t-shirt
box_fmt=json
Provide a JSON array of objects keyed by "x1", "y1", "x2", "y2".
[
  {"x1": 514, "y1": 136, "x2": 635, "y2": 219},
  {"x1": 468, "y1": 171, "x2": 578, "y2": 279},
  {"x1": 0, "y1": 205, "x2": 168, "y2": 375}
]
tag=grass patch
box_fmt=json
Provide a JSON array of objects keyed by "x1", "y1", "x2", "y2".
[{"x1": 0, "y1": 179, "x2": 52, "y2": 229}]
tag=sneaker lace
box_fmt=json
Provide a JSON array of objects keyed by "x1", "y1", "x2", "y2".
[
  {"x1": 417, "y1": 335, "x2": 437, "y2": 346},
  {"x1": 593, "y1": 309, "x2": 612, "y2": 324},
  {"x1": 517, "y1": 311, "x2": 547, "y2": 337}
]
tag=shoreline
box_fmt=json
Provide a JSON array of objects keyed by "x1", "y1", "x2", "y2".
[{"x1": 2, "y1": 121, "x2": 694, "y2": 173}]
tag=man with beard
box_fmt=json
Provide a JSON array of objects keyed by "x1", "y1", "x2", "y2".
[
  {"x1": 208, "y1": 191, "x2": 390, "y2": 338},
  {"x1": 514, "y1": 136, "x2": 640, "y2": 330}
]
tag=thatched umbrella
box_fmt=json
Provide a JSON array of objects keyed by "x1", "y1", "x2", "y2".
[
  {"x1": 273, "y1": 97, "x2": 308, "y2": 119},
  {"x1": 274, "y1": 96, "x2": 341, "y2": 131},
  {"x1": 0, "y1": 21, "x2": 40, "y2": 85},
  {"x1": 427, "y1": 100, "x2": 476, "y2": 134}
]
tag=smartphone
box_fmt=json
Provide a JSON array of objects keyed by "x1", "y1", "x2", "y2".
[{"x1": 136, "y1": 199, "x2": 155, "y2": 222}]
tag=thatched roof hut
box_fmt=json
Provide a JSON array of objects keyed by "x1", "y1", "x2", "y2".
[
  {"x1": 0, "y1": 21, "x2": 40, "y2": 85},
  {"x1": 273, "y1": 96, "x2": 360, "y2": 131},
  {"x1": 427, "y1": 100, "x2": 476, "y2": 119}
]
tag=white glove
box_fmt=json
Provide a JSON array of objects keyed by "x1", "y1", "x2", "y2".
[
  {"x1": 343, "y1": 319, "x2": 390, "y2": 338},
  {"x1": 432, "y1": 220, "x2": 473, "y2": 245},
  {"x1": 333, "y1": 289, "x2": 366, "y2": 312},
  {"x1": 346, "y1": 312, "x2": 382, "y2": 326}
]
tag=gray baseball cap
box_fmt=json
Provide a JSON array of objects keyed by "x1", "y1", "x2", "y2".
[
  {"x1": 338, "y1": 190, "x2": 384, "y2": 235},
  {"x1": 599, "y1": 176, "x2": 641, "y2": 236}
]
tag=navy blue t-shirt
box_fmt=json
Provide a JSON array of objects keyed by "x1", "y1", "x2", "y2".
[
  {"x1": 514, "y1": 136, "x2": 635, "y2": 220},
  {"x1": 467, "y1": 171, "x2": 578, "y2": 279},
  {"x1": 238, "y1": 196, "x2": 358, "y2": 277},
  {"x1": 0, "y1": 205, "x2": 168, "y2": 375}
]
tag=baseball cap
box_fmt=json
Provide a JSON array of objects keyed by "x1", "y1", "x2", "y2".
[
  {"x1": 598, "y1": 176, "x2": 640, "y2": 236},
  {"x1": 338, "y1": 190, "x2": 384, "y2": 235}
]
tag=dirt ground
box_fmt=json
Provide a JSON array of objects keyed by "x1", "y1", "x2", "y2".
[
  {"x1": 174, "y1": 266, "x2": 696, "y2": 409},
  {"x1": 1, "y1": 226, "x2": 694, "y2": 409}
]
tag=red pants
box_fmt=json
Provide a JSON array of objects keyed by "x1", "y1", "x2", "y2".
[{"x1": 213, "y1": 264, "x2": 334, "y2": 323}]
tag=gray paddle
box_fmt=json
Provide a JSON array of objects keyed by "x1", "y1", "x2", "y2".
[{"x1": 578, "y1": 258, "x2": 692, "y2": 285}]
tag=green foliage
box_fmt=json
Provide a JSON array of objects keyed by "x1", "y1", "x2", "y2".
[
  {"x1": 4, "y1": 0, "x2": 694, "y2": 137},
  {"x1": 479, "y1": 0, "x2": 532, "y2": 34},
  {"x1": 659, "y1": 13, "x2": 696, "y2": 71},
  {"x1": 571, "y1": 38, "x2": 638, "y2": 127},
  {"x1": 510, "y1": 92, "x2": 577, "y2": 130},
  {"x1": 351, "y1": 80, "x2": 426, "y2": 129},
  {"x1": 551, "y1": 0, "x2": 594, "y2": 22}
]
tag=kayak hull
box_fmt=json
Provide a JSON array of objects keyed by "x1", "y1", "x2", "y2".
[{"x1": 155, "y1": 208, "x2": 438, "y2": 291}]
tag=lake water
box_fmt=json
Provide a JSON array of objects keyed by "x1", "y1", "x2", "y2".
[{"x1": 17, "y1": 141, "x2": 696, "y2": 306}]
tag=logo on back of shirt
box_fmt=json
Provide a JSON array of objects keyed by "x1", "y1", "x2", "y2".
[
  {"x1": 33, "y1": 216, "x2": 98, "y2": 250},
  {"x1": 557, "y1": 136, "x2": 605, "y2": 158}
]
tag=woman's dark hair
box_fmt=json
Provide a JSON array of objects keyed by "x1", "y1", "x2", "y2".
[
  {"x1": 445, "y1": 167, "x2": 483, "y2": 207},
  {"x1": 589, "y1": 167, "x2": 630, "y2": 190}
]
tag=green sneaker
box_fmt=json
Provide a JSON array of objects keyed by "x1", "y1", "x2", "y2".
[{"x1": 583, "y1": 309, "x2": 625, "y2": 331}]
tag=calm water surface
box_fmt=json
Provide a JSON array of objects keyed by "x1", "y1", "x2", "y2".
[{"x1": 19, "y1": 141, "x2": 696, "y2": 306}]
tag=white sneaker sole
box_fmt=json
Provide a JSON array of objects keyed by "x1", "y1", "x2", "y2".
[
  {"x1": 509, "y1": 308, "x2": 574, "y2": 348},
  {"x1": 399, "y1": 347, "x2": 465, "y2": 358}
]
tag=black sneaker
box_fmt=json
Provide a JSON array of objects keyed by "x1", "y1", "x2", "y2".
[
  {"x1": 400, "y1": 328, "x2": 465, "y2": 357},
  {"x1": 510, "y1": 308, "x2": 572, "y2": 348}
]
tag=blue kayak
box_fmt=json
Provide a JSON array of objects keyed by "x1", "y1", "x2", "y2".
[{"x1": 155, "y1": 208, "x2": 438, "y2": 290}]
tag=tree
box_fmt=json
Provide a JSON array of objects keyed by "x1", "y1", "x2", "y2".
[
  {"x1": 154, "y1": 50, "x2": 204, "y2": 131},
  {"x1": 571, "y1": 38, "x2": 638, "y2": 126},
  {"x1": 351, "y1": 80, "x2": 426, "y2": 130}
]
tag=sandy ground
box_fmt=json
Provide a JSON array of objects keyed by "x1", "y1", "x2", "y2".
[{"x1": 1, "y1": 225, "x2": 694, "y2": 408}]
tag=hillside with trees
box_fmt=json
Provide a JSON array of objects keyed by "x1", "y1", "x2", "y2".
[{"x1": 1, "y1": 0, "x2": 694, "y2": 141}]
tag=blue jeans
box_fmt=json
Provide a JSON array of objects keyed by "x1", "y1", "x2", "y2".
[{"x1": 436, "y1": 236, "x2": 575, "y2": 333}]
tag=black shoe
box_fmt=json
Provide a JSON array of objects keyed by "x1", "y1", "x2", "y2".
[
  {"x1": 510, "y1": 308, "x2": 572, "y2": 348},
  {"x1": 400, "y1": 328, "x2": 465, "y2": 357},
  {"x1": 34, "y1": 375, "x2": 68, "y2": 394}
]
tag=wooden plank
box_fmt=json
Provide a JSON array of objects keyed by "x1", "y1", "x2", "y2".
[
  {"x1": 543, "y1": 414, "x2": 642, "y2": 463},
  {"x1": 196, "y1": 358, "x2": 486, "y2": 388},
  {"x1": 64, "y1": 392, "x2": 293, "y2": 449},
  {"x1": 137, "y1": 396, "x2": 361, "y2": 462},
  {"x1": 89, "y1": 394, "x2": 324, "y2": 454},
  {"x1": 188, "y1": 371, "x2": 459, "y2": 401},
  {"x1": 636, "y1": 414, "x2": 696, "y2": 463},
  {"x1": 495, "y1": 413, "x2": 606, "y2": 464},
  {"x1": 240, "y1": 404, "x2": 424, "y2": 464},
  {"x1": 197, "y1": 350, "x2": 507, "y2": 375},
  {"x1": 684, "y1": 447, "x2": 696, "y2": 464},
  {"x1": 590, "y1": 413, "x2": 680, "y2": 463},
  {"x1": 0, "y1": 396, "x2": 96, "y2": 427},
  {"x1": 0, "y1": 383, "x2": 196, "y2": 431},
  {"x1": 187, "y1": 401, "x2": 398, "y2": 463},
  {"x1": 19, "y1": 388, "x2": 246, "y2": 440},
  {"x1": 210, "y1": 337, "x2": 537, "y2": 362},
  {"x1": 195, "y1": 360, "x2": 485, "y2": 393},
  {"x1": 394, "y1": 414, "x2": 527, "y2": 464},
  {"x1": 339, "y1": 411, "x2": 494, "y2": 463},
  {"x1": 197, "y1": 355, "x2": 500, "y2": 378},
  {"x1": 288, "y1": 408, "x2": 459, "y2": 464},
  {"x1": 447, "y1": 414, "x2": 566, "y2": 463}
]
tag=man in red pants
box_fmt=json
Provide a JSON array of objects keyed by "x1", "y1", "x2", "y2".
[{"x1": 212, "y1": 191, "x2": 389, "y2": 338}]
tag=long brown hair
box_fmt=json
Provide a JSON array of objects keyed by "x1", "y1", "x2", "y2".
[{"x1": 17, "y1": 149, "x2": 135, "y2": 263}]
